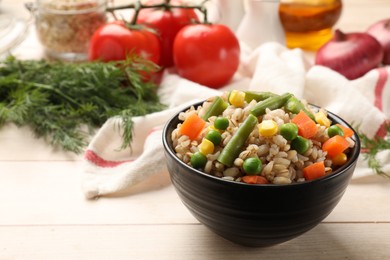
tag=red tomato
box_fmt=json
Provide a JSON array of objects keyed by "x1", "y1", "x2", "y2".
[
  {"x1": 136, "y1": 2, "x2": 199, "y2": 67},
  {"x1": 173, "y1": 24, "x2": 240, "y2": 89},
  {"x1": 88, "y1": 21, "x2": 161, "y2": 65}
]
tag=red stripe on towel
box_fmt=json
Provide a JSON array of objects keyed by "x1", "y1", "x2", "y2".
[
  {"x1": 84, "y1": 150, "x2": 132, "y2": 168},
  {"x1": 374, "y1": 67, "x2": 388, "y2": 111},
  {"x1": 84, "y1": 128, "x2": 161, "y2": 167},
  {"x1": 375, "y1": 120, "x2": 389, "y2": 139},
  {"x1": 147, "y1": 127, "x2": 162, "y2": 136}
]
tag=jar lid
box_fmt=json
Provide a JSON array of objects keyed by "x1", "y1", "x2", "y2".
[{"x1": 0, "y1": 14, "x2": 28, "y2": 57}]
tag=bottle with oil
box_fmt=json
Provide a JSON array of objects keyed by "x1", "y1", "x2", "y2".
[{"x1": 278, "y1": 0, "x2": 342, "y2": 51}]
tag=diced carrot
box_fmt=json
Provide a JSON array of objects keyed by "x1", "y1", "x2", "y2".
[
  {"x1": 242, "y1": 175, "x2": 269, "y2": 184},
  {"x1": 336, "y1": 124, "x2": 354, "y2": 138},
  {"x1": 179, "y1": 113, "x2": 206, "y2": 140},
  {"x1": 303, "y1": 161, "x2": 326, "y2": 180},
  {"x1": 291, "y1": 110, "x2": 318, "y2": 139},
  {"x1": 322, "y1": 135, "x2": 350, "y2": 157}
]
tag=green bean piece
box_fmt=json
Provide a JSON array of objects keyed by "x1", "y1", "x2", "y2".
[
  {"x1": 214, "y1": 117, "x2": 229, "y2": 130},
  {"x1": 327, "y1": 125, "x2": 344, "y2": 138},
  {"x1": 280, "y1": 123, "x2": 299, "y2": 141},
  {"x1": 304, "y1": 107, "x2": 315, "y2": 121},
  {"x1": 217, "y1": 114, "x2": 258, "y2": 167},
  {"x1": 285, "y1": 96, "x2": 315, "y2": 121},
  {"x1": 250, "y1": 93, "x2": 292, "y2": 117},
  {"x1": 243, "y1": 157, "x2": 263, "y2": 175},
  {"x1": 205, "y1": 129, "x2": 222, "y2": 145},
  {"x1": 285, "y1": 96, "x2": 301, "y2": 114},
  {"x1": 291, "y1": 136, "x2": 310, "y2": 154},
  {"x1": 244, "y1": 91, "x2": 277, "y2": 103},
  {"x1": 191, "y1": 152, "x2": 207, "y2": 169},
  {"x1": 202, "y1": 96, "x2": 228, "y2": 121}
]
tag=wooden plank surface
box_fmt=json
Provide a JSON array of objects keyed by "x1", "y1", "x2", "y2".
[
  {"x1": 0, "y1": 161, "x2": 389, "y2": 224},
  {"x1": 0, "y1": 224, "x2": 389, "y2": 260}
]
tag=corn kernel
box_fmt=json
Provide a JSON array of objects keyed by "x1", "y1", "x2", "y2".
[
  {"x1": 332, "y1": 153, "x2": 348, "y2": 166},
  {"x1": 199, "y1": 138, "x2": 215, "y2": 155},
  {"x1": 229, "y1": 90, "x2": 245, "y2": 107},
  {"x1": 259, "y1": 120, "x2": 278, "y2": 137},
  {"x1": 315, "y1": 111, "x2": 331, "y2": 127},
  {"x1": 208, "y1": 125, "x2": 223, "y2": 133}
]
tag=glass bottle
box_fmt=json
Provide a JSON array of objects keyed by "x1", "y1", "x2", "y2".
[
  {"x1": 236, "y1": 0, "x2": 285, "y2": 50},
  {"x1": 278, "y1": 0, "x2": 342, "y2": 51},
  {"x1": 214, "y1": 0, "x2": 245, "y2": 32}
]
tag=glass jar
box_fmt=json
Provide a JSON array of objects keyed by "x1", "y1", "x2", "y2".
[
  {"x1": 33, "y1": 0, "x2": 107, "y2": 61},
  {"x1": 279, "y1": 0, "x2": 342, "y2": 51},
  {"x1": 0, "y1": 14, "x2": 28, "y2": 59}
]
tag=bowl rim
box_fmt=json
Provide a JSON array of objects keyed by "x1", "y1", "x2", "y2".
[{"x1": 162, "y1": 100, "x2": 361, "y2": 189}]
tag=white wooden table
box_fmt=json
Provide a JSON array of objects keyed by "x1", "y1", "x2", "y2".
[{"x1": 1, "y1": 0, "x2": 390, "y2": 259}]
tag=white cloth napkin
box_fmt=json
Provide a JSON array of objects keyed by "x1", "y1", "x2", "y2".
[{"x1": 81, "y1": 42, "x2": 390, "y2": 199}]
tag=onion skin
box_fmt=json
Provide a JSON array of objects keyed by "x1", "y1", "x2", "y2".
[
  {"x1": 315, "y1": 29, "x2": 384, "y2": 80},
  {"x1": 367, "y1": 18, "x2": 390, "y2": 65}
]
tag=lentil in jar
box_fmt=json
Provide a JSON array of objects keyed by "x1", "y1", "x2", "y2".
[{"x1": 35, "y1": 0, "x2": 107, "y2": 60}]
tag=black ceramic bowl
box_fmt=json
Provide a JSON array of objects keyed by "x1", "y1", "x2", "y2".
[{"x1": 162, "y1": 101, "x2": 360, "y2": 247}]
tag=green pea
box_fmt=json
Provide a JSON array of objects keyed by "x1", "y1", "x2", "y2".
[
  {"x1": 214, "y1": 117, "x2": 229, "y2": 130},
  {"x1": 291, "y1": 136, "x2": 310, "y2": 154},
  {"x1": 243, "y1": 157, "x2": 263, "y2": 175},
  {"x1": 190, "y1": 152, "x2": 207, "y2": 169},
  {"x1": 205, "y1": 130, "x2": 222, "y2": 145},
  {"x1": 328, "y1": 125, "x2": 344, "y2": 138},
  {"x1": 280, "y1": 123, "x2": 299, "y2": 141}
]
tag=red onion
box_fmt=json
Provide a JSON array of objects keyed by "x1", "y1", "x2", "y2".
[
  {"x1": 315, "y1": 29, "x2": 384, "y2": 80},
  {"x1": 367, "y1": 18, "x2": 390, "y2": 65}
]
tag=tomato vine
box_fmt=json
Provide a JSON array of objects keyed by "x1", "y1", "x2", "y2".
[{"x1": 106, "y1": 0, "x2": 210, "y2": 25}]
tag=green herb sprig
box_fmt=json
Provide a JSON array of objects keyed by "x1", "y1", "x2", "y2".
[
  {"x1": 0, "y1": 55, "x2": 166, "y2": 154},
  {"x1": 358, "y1": 124, "x2": 390, "y2": 177}
]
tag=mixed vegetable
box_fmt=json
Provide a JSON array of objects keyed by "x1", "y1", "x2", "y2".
[
  {"x1": 175, "y1": 90, "x2": 356, "y2": 184},
  {"x1": 4, "y1": 1, "x2": 386, "y2": 176}
]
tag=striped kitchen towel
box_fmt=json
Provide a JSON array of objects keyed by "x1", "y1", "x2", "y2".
[{"x1": 81, "y1": 42, "x2": 389, "y2": 199}]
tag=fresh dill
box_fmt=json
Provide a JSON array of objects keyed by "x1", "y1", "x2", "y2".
[
  {"x1": 358, "y1": 124, "x2": 390, "y2": 178},
  {"x1": 0, "y1": 55, "x2": 166, "y2": 154}
]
